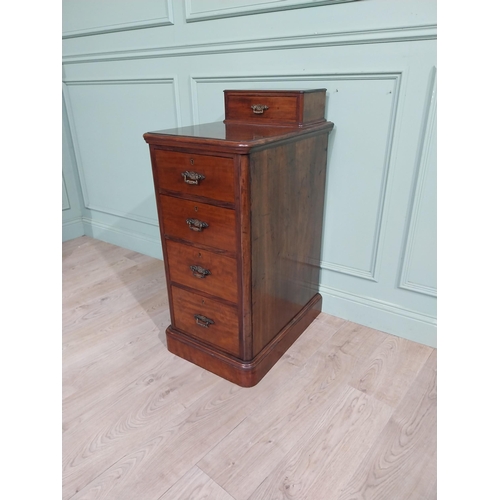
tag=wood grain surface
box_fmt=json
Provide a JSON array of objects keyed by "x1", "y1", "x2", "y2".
[
  {"x1": 160, "y1": 195, "x2": 237, "y2": 254},
  {"x1": 154, "y1": 149, "x2": 235, "y2": 204},
  {"x1": 63, "y1": 237, "x2": 436, "y2": 500},
  {"x1": 166, "y1": 239, "x2": 238, "y2": 303},
  {"x1": 170, "y1": 285, "x2": 240, "y2": 356},
  {"x1": 250, "y1": 133, "x2": 329, "y2": 355}
]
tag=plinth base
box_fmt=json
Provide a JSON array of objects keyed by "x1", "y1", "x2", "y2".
[{"x1": 166, "y1": 293, "x2": 322, "y2": 387}]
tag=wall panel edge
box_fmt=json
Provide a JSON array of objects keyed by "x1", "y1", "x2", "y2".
[
  {"x1": 62, "y1": 173, "x2": 71, "y2": 211},
  {"x1": 185, "y1": 0, "x2": 358, "y2": 23},
  {"x1": 399, "y1": 66, "x2": 437, "y2": 297}
]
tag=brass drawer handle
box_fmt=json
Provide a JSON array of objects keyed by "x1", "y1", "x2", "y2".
[
  {"x1": 250, "y1": 104, "x2": 269, "y2": 114},
  {"x1": 190, "y1": 265, "x2": 211, "y2": 279},
  {"x1": 194, "y1": 314, "x2": 214, "y2": 328},
  {"x1": 186, "y1": 218, "x2": 209, "y2": 232},
  {"x1": 181, "y1": 171, "x2": 205, "y2": 185}
]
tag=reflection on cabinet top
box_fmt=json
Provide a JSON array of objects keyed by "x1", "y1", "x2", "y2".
[{"x1": 143, "y1": 121, "x2": 333, "y2": 153}]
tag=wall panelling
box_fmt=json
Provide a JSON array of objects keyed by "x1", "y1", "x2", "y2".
[{"x1": 62, "y1": 0, "x2": 437, "y2": 346}]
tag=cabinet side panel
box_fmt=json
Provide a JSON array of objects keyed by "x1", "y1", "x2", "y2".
[
  {"x1": 303, "y1": 90, "x2": 327, "y2": 124},
  {"x1": 250, "y1": 132, "x2": 329, "y2": 355}
]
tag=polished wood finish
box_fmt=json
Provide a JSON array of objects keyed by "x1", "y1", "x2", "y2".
[
  {"x1": 170, "y1": 286, "x2": 240, "y2": 357},
  {"x1": 250, "y1": 133, "x2": 329, "y2": 354},
  {"x1": 160, "y1": 195, "x2": 237, "y2": 254},
  {"x1": 166, "y1": 239, "x2": 238, "y2": 303},
  {"x1": 303, "y1": 89, "x2": 328, "y2": 123},
  {"x1": 225, "y1": 94, "x2": 298, "y2": 124},
  {"x1": 63, "y1": 237, "x2": 436, "y2": 500},
  {"x1": 224, "y1": 89, "x2": 327, "y2": 127},
  {"x1": 143, "y1": 120, "x2": 331, "y2": 153},
  {"x1": 167, "y1": 293, "x2": 322, "y2": 387},
  {"x1": 144, "y1": 89, "x2": 334, "y2": 386},
  {"x1": 155, "y1": 149, "x2": 235, "y2": 204}
]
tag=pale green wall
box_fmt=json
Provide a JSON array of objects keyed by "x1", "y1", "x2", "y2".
[
  {"x1": 62, "y1": 96, "x2": 85, "y2": 239},
  {"x1": 62, "y1": 0, "x2": 437, "y2": 347}
]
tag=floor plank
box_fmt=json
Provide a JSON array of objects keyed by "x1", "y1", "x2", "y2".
[
  {"x1": 197, "y1": 321, "x2": 381, "y2": 499},
  {"x1": 349, "y1": 335, "x2": 433, "y2": 408},
  {"x1": 158, "y1": 467, "x2": 235, "y2": 500},
  {"x1": 337, "y1": 350, "x2": 437, "y2": 500},
  {"x1": 247, "y1": 386, "x2": 393, "y2": 500},
  {"x1": 62, "y1": 237, "x2": 437, "y2": 500}
]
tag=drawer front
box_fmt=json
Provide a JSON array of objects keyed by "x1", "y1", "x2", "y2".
[
  {"x1": 166, "y1": 240, "x2": 238, "y2": 303},
  {"x1": 225, "y1": 95, "x2": 299, "y2": 124},
  {"x1": 171, "y1": 286, "x2": 240, "y2": 357},
  {"x1": 155, "y1": 150, "x2": 235, "y2": 204},
  {"x1": 161, "y1": 195, "x2": 236, "y2": 253}
]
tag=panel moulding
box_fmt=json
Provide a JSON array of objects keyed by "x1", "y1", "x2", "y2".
[
  {"x1": 399, "y1": 67, "x2": 437, "y2": 297},
  {"x1": 185, "y1": 0, "x2": 358, "y2": 23},
  {"x1": 191, "y1": 72, "x2": 403, "y2": 281},
  {"x1": 62, "y1": 173, "x2": 71, "y2": 211},
  {"x1": 62, "y1": 78, "x2": 180, "y2": 227},
  {"x1": 62, "y1": 0, "x2": 174, "y2": 38},
  {"x1": 61, "y1": 24, "x2": 437, "y2": 64}
]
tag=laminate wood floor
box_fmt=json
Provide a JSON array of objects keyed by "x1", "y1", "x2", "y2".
[{"x1": 62, "y1": 236, "x2": 437, "y2": 500}]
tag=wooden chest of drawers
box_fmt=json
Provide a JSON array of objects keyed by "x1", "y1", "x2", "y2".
[{"x1": 144, "y1": 90, "x2": 334, "y2": 387}]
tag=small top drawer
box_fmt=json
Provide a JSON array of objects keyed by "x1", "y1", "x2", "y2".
[
  {"x1": 154, "y1": 150, "x2": 235, "y2": 204},
  {"x1": 224, "y1": 89, "x2": 326, "y2": 127}
]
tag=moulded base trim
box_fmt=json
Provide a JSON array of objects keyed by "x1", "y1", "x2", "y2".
[
  {"x1": 320, "y1": 284, "x2": 436, "y2": 347},
  {"x1": 166, "y1": 293, "x2": 322, "y2": 387},
  {"x1": 82, "y1": 217, "x2": 163, "y2": 260},
  {"x1": 62, "y1": 217, "x2": 85, "y2": 242}
]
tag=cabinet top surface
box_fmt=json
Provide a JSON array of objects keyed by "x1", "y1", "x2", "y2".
[{"x1": 143, "y1": 121, "x2": 333, "y2": 153}]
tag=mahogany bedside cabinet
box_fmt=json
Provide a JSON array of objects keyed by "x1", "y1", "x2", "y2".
[{"x1": 143, "y1": 89, "x2": 334, "y2": 387}]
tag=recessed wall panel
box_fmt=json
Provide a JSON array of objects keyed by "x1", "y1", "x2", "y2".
[
  {"x1": 62, "y1": 0, "x2": 173, "y2": 37},
  {"x1": 65, "y1": 79, "x2": 178, "y2": 225},
  {"x1": 323, "y1": 77, "x2": 398, "y2": 279},
  {"x1": 61, "y1": 0, "x2": 437, "y2": 347},
  {"x1": 402, "y1": 142, "x2": 437, "y2": 295},
  {"x1": 400, "y1": 71, "x2": 437, "y2": 296},
  {"x1": 193, "y1": 74, "x2": 398, "y2": 279}
]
